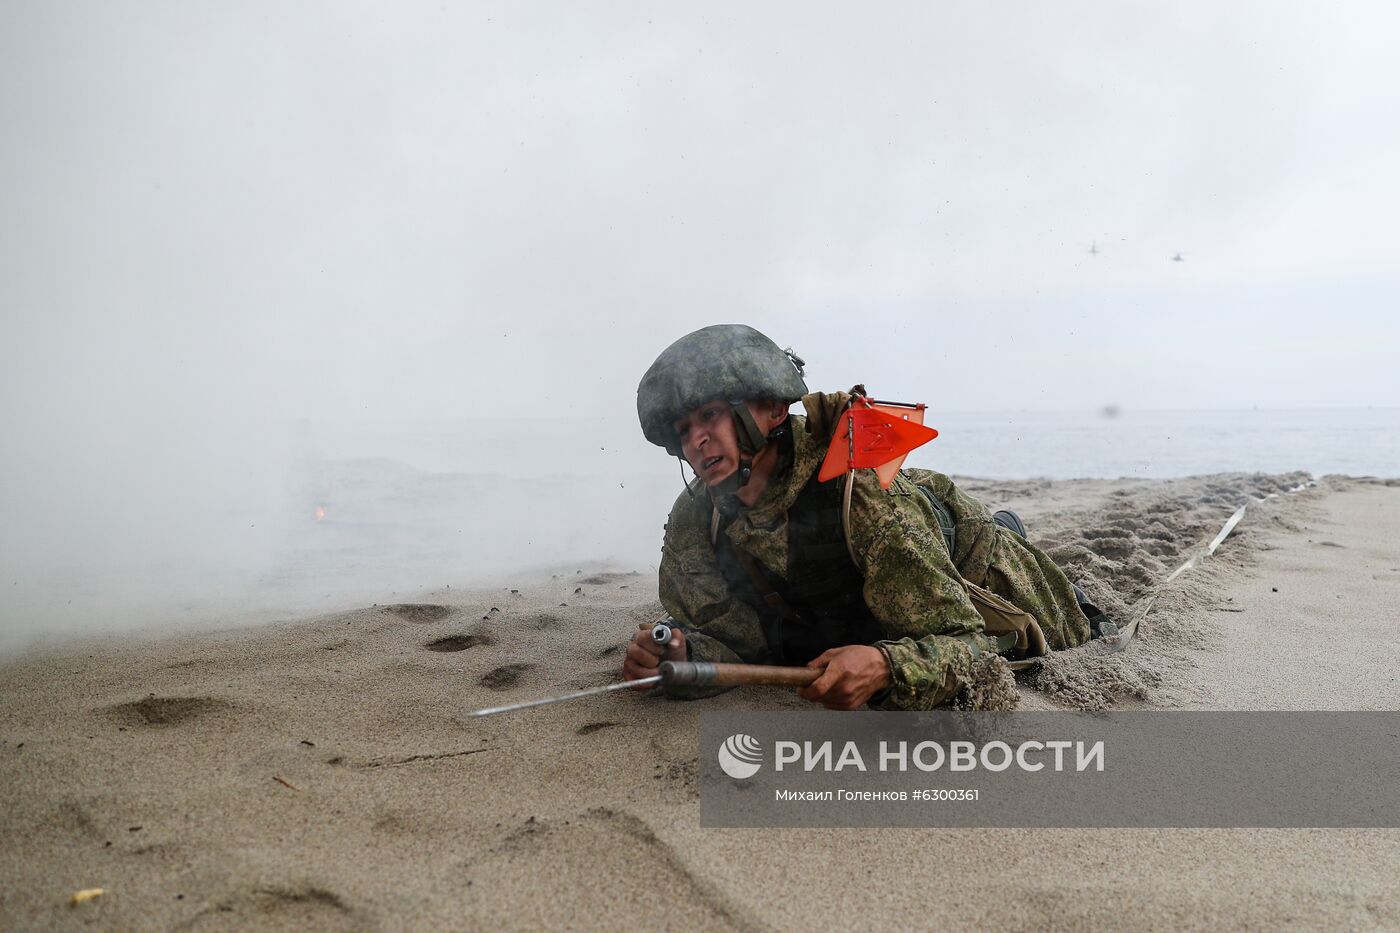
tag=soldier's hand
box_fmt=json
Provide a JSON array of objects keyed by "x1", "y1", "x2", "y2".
[
  {"x1": 798, "y1": 645, "x2": 892, "y2": 710},
  {"x1": 622, "y1": 627, "x2": 686, "y2": 689}
]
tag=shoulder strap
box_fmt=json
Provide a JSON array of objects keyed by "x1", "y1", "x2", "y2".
[
  {"x1": 916, "y1": 484, "x2": 958, "y2": 559},
  {"x1": 841, "y1": 472, "x2": 859, "y2": 568},
  {"x1": 839, "y1": 472, "x2": 957, "y2": 569}
]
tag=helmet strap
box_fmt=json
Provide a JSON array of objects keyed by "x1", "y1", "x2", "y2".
[
  {"x1": 728, "y1": 402, "x2": 767, "y2": 490},
  {"x1": 728, "y1": 401, "x2": 767, "y2": 455},
  {"x1": 726, "y1": 401, "x2": 792, "y2": 490}
]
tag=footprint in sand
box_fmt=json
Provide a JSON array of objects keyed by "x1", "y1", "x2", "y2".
[
  {"x1": 425, "y1": 634, "x2": 492, "y2": 653},
  {"x1": 107, "y1": 696, "x2": 229, "y2": 727},
  {"x1": 480, "y1": 664, "x2": 534, "y2": 689},
  {"x1": 576, "y1": 721, "x2": 620, "y2": 736},
  {"x1": 185, "y1": 884, "x2": 357, "y2": 929},
  {"x1": 385, "y1": 604, "x2": 453, "y2": 623}
]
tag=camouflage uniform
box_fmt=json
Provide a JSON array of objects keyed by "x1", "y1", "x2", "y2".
[{"x1": 659, "y1": 392, "x2": 1091, "y2": 710}]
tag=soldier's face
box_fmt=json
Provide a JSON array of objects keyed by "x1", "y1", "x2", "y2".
[{"x1": 671, "y1": 400, "x2": 741, "y2": 486}]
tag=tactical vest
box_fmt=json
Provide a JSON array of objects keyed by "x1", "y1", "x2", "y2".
[
  {"x1": 709, "y1": 444, "x2": 1012, "y2": 660},
  {"x1": 710, "y1": 463, "x2": 1053, "y2": 665},
  {"x1": 711, "y1": 469, "x2": 888, "y2": 665}
]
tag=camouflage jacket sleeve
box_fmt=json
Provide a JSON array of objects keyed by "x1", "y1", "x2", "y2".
[
  {"x1": 657, "y1": 482, "x2": 771, "y2": 697},
  {"x1": 845, "y1": 470, "x2": 990, "y2": 711}
]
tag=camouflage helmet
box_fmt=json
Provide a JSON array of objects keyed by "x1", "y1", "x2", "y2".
[{"x1": 637, "y1": 324, "x2": 807, "y2": 455}]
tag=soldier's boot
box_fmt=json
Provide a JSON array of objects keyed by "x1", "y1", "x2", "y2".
[
  {"x1": 1072, "y1": 583, "x2": 1118, "y2": 639},
  {"x1": 992, "y1": 509, "x2": 1027, "y2": 539}
]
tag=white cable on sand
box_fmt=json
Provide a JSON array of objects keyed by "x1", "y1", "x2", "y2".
[{"x1": 1110, "y1": 480, "x2": 1315, "y2": 651}]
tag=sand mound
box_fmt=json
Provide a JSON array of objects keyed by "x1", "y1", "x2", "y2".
[
  {"x1": 1021, "y1": 471, "x2": 1314, "y2": 709},
  {"x1": 952, "y1": 653, "x2": 1019, "y2": 711}
]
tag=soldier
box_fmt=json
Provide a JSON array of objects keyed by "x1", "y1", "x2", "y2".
[{"x1": 622, "y1": 324, "x2": 1107, "y2": 711}]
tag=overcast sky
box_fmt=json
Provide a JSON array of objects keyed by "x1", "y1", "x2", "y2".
[
  {"x1": 3, "y1": 1, "x2": 1397, "y2": 433},
  {"x1": 2, "y1": 2, "x2": 1398, "y2": 644}
]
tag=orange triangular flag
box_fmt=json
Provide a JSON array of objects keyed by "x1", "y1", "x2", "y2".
[
  {"x1": 869, "y1": 405, "x2": 933, "y2": 488},
  {"x1": 818, "y1": 401, "x2": 939, "y2": 488}
]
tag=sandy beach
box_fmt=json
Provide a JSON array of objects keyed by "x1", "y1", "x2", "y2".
[{"x1": 3, "y1": 472, "x2": 1399, "y2": 931}]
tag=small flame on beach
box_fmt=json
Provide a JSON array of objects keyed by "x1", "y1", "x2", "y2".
[{"x1": 314, "y1": 505, "x2": 326, "y2": 522}]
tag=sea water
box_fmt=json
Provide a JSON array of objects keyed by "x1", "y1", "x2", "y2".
[
  {"x1": 901, "y1": 407, "x2": 1398, "y2": 480},
  {"x1": 2, "y1": 408, "x2": 1395, "y2": 653},
  {"x1": 298, "y1": 406, "x2": 1400, "y2": 483}
]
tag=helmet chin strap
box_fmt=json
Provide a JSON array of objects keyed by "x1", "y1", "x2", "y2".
[
  {"x1": 728, "y1": 401, "x2": 767, "y2": 453},
  {"x1": 728, "y1": 401, "x2": 765, "y2": 490},
  {"x1": 723, "y1": 401, "x2": 787, "y2": 491}
]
